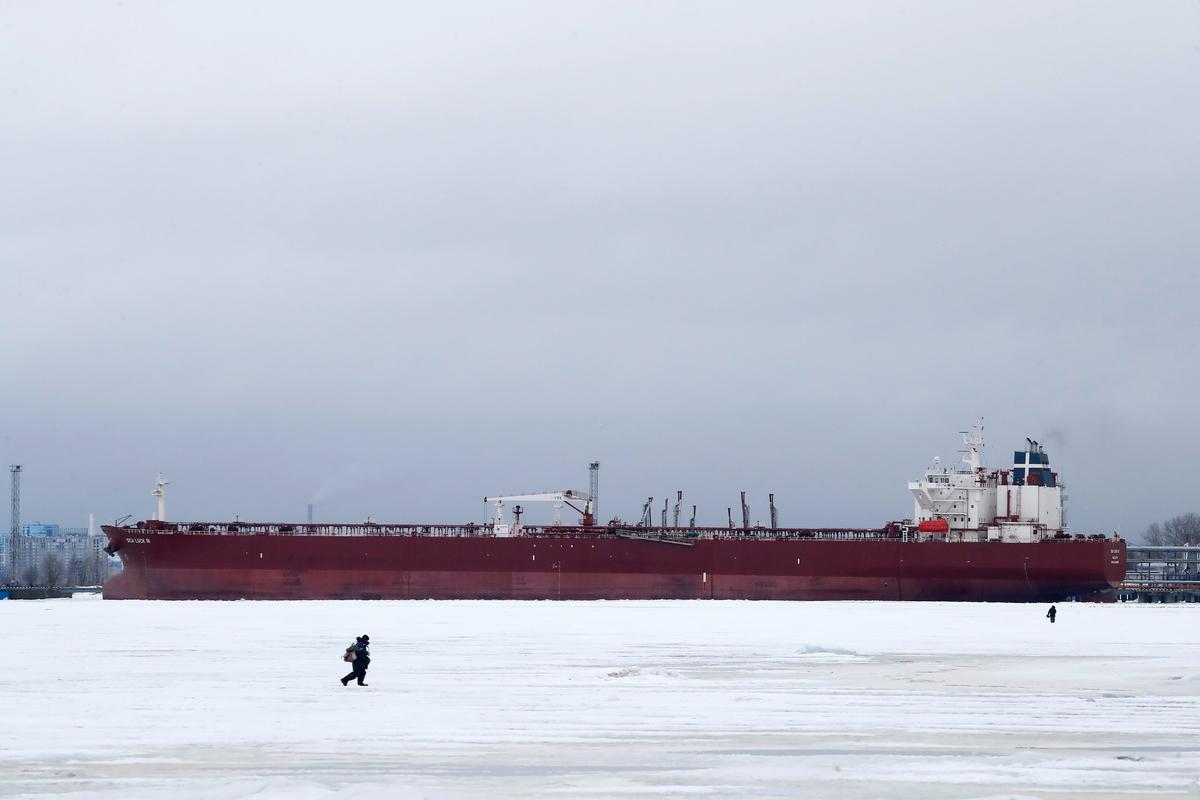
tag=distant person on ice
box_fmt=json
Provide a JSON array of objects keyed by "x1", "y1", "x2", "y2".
[
  {"x1": 1046, "y1": 605, "x2": 1057, "y2": 624},
  {"x1": 341, "y1": 634, "x2": 370, "y2": 686}
]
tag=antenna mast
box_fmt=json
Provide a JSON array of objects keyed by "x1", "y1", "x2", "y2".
[
  {"x1": 961, "y1": 417, "x2": 985, "y2": 471},
  {"x1": 9, "y1": 465, "x2": 20, "y2": 579}
]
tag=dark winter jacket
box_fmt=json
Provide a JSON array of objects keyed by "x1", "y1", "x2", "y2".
[{"x1": 354, "y1": 641, "x2": 371, "y2": 668}]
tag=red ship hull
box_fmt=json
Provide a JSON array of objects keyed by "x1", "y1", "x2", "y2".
[{"x1": 102, "y1": 526, "x2": 1126, "y2": 602}]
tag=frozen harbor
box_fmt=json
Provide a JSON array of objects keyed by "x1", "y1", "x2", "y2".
[{"x1": 2, "y1": 600, "x2": 1198, "y2": 799}]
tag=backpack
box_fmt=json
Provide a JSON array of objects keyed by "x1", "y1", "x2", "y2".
[{"x1": 343, "y1": 646, "x2": 357, "y2": 663}]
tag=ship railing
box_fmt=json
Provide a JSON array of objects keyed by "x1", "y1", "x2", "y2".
[
  {"x1": 545, "y1": 526, "x2": 903, "y2": 542},
  {"x1": 133, "y1": 522, "x2": 906, "y2": 540},
  {"x1": 137, "y1": 522, "x2": 501, "y2": 537},
  {"x1": 1123, "y1": 572, "x2": 1200, "y2": 583},
  {"x1": 128, "y1": 521, "x2": 1124, "y2": 544},
  {"x1": 701, "y1": 528, "x2": 895, "y2": 541}
]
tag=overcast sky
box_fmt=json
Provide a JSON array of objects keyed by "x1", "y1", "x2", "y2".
[{"x1": 1, "y1": 2, "x2": 1197, "y2": 535}]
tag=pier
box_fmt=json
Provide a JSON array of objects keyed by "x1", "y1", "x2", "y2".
[{"x1": 1118, "y1": 546, "x2": 1200, "y2": 602}]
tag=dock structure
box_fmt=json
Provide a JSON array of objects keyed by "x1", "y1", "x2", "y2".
[{"x1": 1118, "y1": 546, "x2": 1200, "y2": 602}]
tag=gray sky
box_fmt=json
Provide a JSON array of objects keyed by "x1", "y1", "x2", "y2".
[{"x1": 2, "y1": 2, "x2": 1197, "y2": 535}]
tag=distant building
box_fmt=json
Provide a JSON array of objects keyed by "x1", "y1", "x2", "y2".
[
  {"x1": 22, "y1": 523, "x2": 62, "y2": 537},
  {"x1": 3, "y1": 522, "x2": 118, "y2": 587}
]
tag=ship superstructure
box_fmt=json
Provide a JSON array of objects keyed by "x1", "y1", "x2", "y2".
[{"x1": 909, "y1": 424, "x2": 1065, "y2": 542}]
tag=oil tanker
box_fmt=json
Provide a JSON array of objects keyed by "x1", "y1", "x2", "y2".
[{"x1": 101, "y1": 429, "x2": 1126, "y2": 601}]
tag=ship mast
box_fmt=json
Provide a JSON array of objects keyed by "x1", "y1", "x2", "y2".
[
  {"x1": 961, "y1": 418, "x2": 985, "y2": 472},
  {"x1": 152, "y1": 474, "x2": 170, "y2": 521}
]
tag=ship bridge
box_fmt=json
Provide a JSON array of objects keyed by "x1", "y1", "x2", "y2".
[{"x1": 908, "y1": 426, "x2": 1065, "y2": 543}]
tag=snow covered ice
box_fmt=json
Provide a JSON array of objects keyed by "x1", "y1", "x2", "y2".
[{"x1": 2, "y1": 600, "x2": 1198, "y2": 799}]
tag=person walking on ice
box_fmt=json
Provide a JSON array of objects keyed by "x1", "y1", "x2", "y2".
[
  {"x1": 1046, "y1": 605, "x2": 1057, "y2": 624},
  {"x1": 341, "y1": 634, "x2": 371, "y2": 686}
]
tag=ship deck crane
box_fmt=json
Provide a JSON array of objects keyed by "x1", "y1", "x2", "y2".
[
  {"x1": 483, "y1": 490, "x2": 593, "y2": 536},
  {"x1": 639, "y1": 497, "x2": 654, "y2": 527}
]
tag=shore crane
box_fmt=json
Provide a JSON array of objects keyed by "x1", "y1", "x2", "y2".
[{"x1": 482, "y1": 489, "x2": 593, "y2": 536}]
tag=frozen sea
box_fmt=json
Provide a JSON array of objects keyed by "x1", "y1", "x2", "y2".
[{"x1": 1, "y1": 600, "x2": 1198, "y2": 799}]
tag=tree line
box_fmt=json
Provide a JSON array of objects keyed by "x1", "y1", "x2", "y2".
[
  {"x1": 2, "y1": 551, "x2": 114, "y2": 588},
  {"x1": 1142, "y1": 513, "x2": 1200, "y2": 546}
]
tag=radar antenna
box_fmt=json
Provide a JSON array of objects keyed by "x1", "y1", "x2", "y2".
[{"x1": 960, "y1": 418, "x2": 985, "y2": 471}]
